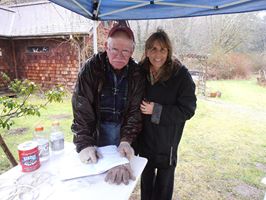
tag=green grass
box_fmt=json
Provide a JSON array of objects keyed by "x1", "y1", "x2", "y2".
[
  {"x1": 0, "y1": 95, "x2": 73, "y2": 172},
  {"x1": 173, "y1": 99, "x2": 266, "y2": 199},
  {"x1": 1, "y1": 80, "x2": 266, "y2": 200},
  {"x1": 206, "y1": 78, "x2": 266, "y2": 110},
  {"x1": 171, "y1": 79, "x2": 266, "y2": 200}
]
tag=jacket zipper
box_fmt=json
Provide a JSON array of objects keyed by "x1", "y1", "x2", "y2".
[
  {"x1": 169, "y1": 146, "x2": 173, "y2": 166},
  {"x1": 96, "y1": 80, "x2": 103, "y2": 145}
]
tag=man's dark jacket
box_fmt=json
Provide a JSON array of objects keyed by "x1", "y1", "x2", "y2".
[
  {"x1": 72, "y1": 52, "x2": 145, "y2": 153},
  {"x1": 138, "y1": 63, "x2": 197, "y2": 168}
]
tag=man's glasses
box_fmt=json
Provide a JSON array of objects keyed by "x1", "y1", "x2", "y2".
[{"x1": 108, "y1": 46, "x2": 132, "y2": 57}]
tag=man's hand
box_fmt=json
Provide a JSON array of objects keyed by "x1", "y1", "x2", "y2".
[
  {"x1": 105, "y1": 164, "x2": 136, "y2": 185},
  {"x1": 118, "y1": 142, "x2": 134, "y2": 160},
  {"x1": 79, "y1": 146, "x2": 102, "y2": 164}
]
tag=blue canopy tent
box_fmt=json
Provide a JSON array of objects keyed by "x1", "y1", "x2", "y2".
[
  {"x1": 49, "y1": 0, "x2": 266, "y2": 51},
  {"x1": 49, "y1": 0, "x2": 266, "y2": 21}
]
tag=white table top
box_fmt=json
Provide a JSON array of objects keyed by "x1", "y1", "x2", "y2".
[{"x1": 0, "y1": 143, "x2": 147, "y2": 200}]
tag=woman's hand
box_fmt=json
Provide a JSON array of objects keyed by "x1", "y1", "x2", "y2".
[{"x1": 140, "y1": 100, "x2": 154, "y2": 115}]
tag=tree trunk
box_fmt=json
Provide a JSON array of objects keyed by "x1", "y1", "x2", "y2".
[{"x1": 0, "y1": 134, "x2": 18, "y2": 166}]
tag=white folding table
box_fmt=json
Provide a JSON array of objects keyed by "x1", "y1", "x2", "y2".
[{"x1": 0, "y1": 143, "x2": 147, "y2": 200}]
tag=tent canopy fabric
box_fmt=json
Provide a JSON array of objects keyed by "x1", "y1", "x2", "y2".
[{"x1": 49, "y1": 0, "x2": 266, "y2": 21}]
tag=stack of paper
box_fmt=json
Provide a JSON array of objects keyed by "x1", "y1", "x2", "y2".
[{"x1": 59, "y1": 145, "x2": 129, "y2": 181}]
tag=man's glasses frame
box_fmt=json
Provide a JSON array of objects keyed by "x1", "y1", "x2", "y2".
[{"x1": 108, "y1": 45, "x2": 132, "y2": 57}]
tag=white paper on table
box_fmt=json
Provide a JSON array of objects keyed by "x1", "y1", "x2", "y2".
[{"x1": 58, "y1": 145, "x2": 129, "y2": 181}]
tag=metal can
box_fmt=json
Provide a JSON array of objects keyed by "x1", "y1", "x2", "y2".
[{"x1": 18, "y1": 141, "x2": 40, "y2": 172}]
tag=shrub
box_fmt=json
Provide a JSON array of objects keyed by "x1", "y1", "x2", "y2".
[{"x1": 207, "y1": 52, "x2": 253, "y2": 79}]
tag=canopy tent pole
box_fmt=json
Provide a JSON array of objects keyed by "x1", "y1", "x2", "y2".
[
  {"x1": 99, "y1": 0, "x2": 214, "y2": 19},
  {"x1": 119, "y1": 0, "x2": 253, "y2": 10},
  {"x1": 98, "y1": 0, "x2": 258, "y2": 19},
  {"x1": 156, "y1": 2, "x2": 214, "y2": 9},
  {"x1": 99, "y1": 1, "x2": 150, "y2": 18},
  {"x1": 102, "y1": 0, "x2": 253, "y2": 17},
  {"x1": 92, "y1": 0, "x2": 101, "y2": 54},
  {"x1": 95, "y1": 0, "x2": 102, "y2": 17},
  {"x1": 219, "y1": 0, "x2": 253, "y2": 9},
  {"x1": 70, "y1": 0, "x2": 93, "y2": 17},
  {"x1": 93, "y1": 20, "x2": 98, "y2": 54}
]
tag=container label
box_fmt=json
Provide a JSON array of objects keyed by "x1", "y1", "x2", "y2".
[
  {"x1": 18, "y1": 141, "x2": 40, "y2": 172},
  {"x1": 22, "y1": 154, "x2": 38, "y2": 166}
]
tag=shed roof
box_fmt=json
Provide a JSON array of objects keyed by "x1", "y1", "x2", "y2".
[{"x1": 0, "y1": 1, "x2": 93, "y2": 38}]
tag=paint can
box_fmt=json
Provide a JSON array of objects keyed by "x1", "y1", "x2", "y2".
[{"x1": 18, "y1": 141, "x2": 40, "y2": 172}]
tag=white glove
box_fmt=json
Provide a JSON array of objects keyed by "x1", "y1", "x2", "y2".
[
  {"x1": 105, "y1": 163, "x2": 135, "y2": 185},
  {"x1": 79, "y1": 146, "x2": 102, "y2": 164},
  {"x1": 118, "y1": 142, "x2": 134, "y2": 160}
]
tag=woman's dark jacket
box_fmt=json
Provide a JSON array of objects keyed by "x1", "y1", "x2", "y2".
[
  {"x1": 71, "y1": 52, "x2": 145, "y2": 153},
  {"x1": 139, "y1": 62, "x2": 197, "y2": 168}
]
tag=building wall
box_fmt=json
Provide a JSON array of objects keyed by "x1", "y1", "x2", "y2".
[
  {"x1": 0, "y1": 39, "x2": 15, "y2": 89},
  {"x1": 0, "y1": 22, "x2": 111, "y2": 91},
  {"x1": 14, "y1": 38, "x2": 79, "y2": 90}
]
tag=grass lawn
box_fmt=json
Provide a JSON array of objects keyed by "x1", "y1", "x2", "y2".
[
  {"x1": 0, "y1": 96, "x2": 74, "y2": 172},
  {"x1": 206, "y1": 78, "x2": 266, "y2": 110},
  {"x1": 1, "y1": 79, "x2": 266, "y2": 200}
]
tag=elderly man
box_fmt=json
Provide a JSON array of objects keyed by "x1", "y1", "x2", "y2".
[{"x1": 71, "y1": 22, "x2": 144, "y2": 184}]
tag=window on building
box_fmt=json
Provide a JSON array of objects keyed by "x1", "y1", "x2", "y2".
[
  {"x1": 27, "y1": 46, "x2": 49, "y2": 53},
  {"x1": 0, "y1": 48, "x2": 2, "y2": 57}
]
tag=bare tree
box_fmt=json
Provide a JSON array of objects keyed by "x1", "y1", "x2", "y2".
[
  {"x1": 204, "y1": 14, "x2": 246, "y2": 55},
  {"x1": 130, "y1": 20, "x2": 152, "y2": 61}
]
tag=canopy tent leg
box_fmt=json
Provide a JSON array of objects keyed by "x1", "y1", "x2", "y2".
[{"x1": 93, "y1": 21, "x2": 98, "y2": 54}]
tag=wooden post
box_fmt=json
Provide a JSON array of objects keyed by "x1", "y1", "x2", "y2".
[{"x1": 0, "y1": 134, "x2": 18, "y2": 167}]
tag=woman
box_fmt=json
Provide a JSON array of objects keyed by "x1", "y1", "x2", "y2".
[{"x1": 138, "y1": 29, "x2": 197, "y2": 200}]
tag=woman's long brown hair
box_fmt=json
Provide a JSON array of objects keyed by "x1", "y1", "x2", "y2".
[{"x1": 140, "y1": 29, "x2": 182, "y2": 82}]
